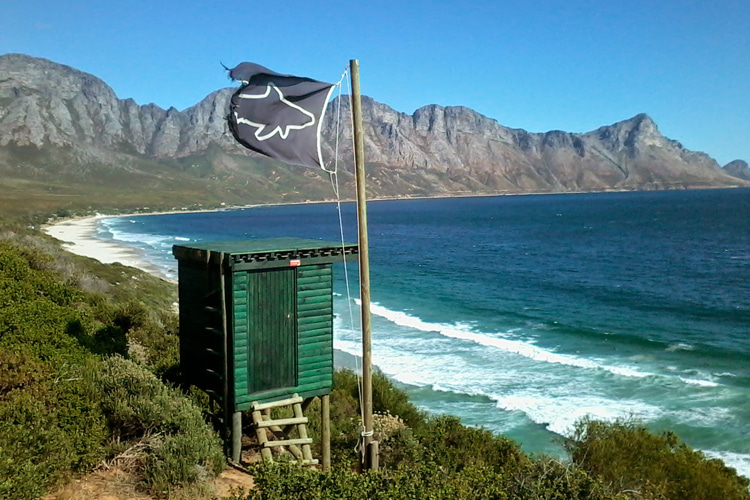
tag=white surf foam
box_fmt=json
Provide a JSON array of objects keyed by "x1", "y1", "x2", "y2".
[
  {"x1": 102, "y1": 221, "x2": 174, "y2": 250},
  {"x1": 670, "y1": 406, "x2": 734, "y2": 427},
  {"x1": 345, "y1": 299, "x2": 727, "y2": 393},
  {"x1": 100, "y1": 218, "x2": 185, "y2": 278},
  {"x1": 333, "y1": 338, "x2": 362, "y2": 358},
  {"x1": 335, "y1": 302, "x2": 672, "y2": 440},
  {"x1": 666, "y1": 342, "x2": 696, "y2": 352},
  {"x1": 702, "y1": 450, "x2": 750, "y2": 480},
  {"x1": 678, "y1": 376, "x2": 719, "y2": 387},
  {"x1": 366, "y1": 301, "x2": 657, "y2": 379},
  {"x1": 490, "y1": 392, "x2": 663, "y2": 436}
]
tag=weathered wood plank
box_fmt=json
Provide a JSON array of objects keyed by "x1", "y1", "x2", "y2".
[
  {"x1": 297, "y1": 317, "x2": 333, "y2": 328},
  {"x1": 299, "y1": 367, "x2": 333, "y2": 379},
  {"x1": 297, "y1": 307, "x2": 332, "y2": 318},
  {"x1": 298, "y1": 347, "x2": 332, "y2": 358},
  {"x1": 297, "y1": 280, "x2": 331, "y2": 291},
  {"x1": 263, "y1": 438, "x2": 313, "y2": 448},
  {"x1": 299, "y1": 358, "x2": 332, "y2": 370},
  {"x1": 234, "y1": 385, "x2": 331, "y2": 408},
  {"x1": 298, "y1": 328, "x2": 332, "y2": 340},
  {"x1": 321, "y1": 395, "x2": 330, "y2": 470},
  {"x1": 298, "y1": 270, "x2": 332, "y2": 280},
  {"x1": 252, "y1": 395, "x2": 303, "y2": 411},
  {"x1": 299, "y1": 366, "x2": 332, "y2": 378},
  {"x1": 297, "y1": 374, "x2": 333, "y2": 387},
  {"x1": 297, "y1": 283, "x2": 330, "y2": 293},
  {"x1": 260, "y1": 413, "x2": 304, "y2": 460},
  {"x1": 255, "y1": 416, "x2": 308, "y2": 428},
  {"x1": 293, "y1": 402, "x2": 314, "y2": 462},
  {"x1": 299, "y1": 341, "x2": 332, "y2": 353},
  {"x1": 297, "y1": 295, "x2": 330, "y2": 305},
  {"x1": 298, "y1": 289, "x2": 331, "y2": 299},
  {"x1": 252, "y1": 410, "x2": 273, "y2": 462},
  {"x1": 298, "y1": 266, "x2": 331, "y2": 276},
  {"x1": 298, "y1": 330, "x2": 331, "y2": 341},
  {"x1": 297, "y1": 300, "x2": 331, "y2": 310}
]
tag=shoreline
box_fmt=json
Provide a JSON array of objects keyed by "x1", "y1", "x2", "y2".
[
  {"x1": 40, "y1": 199, "x2": 340, "y2": 278},
  {"x1": 43, "y1": 215, "x2": 167, "y2": 278},
  {"x1": 40, "y1": 186, "x2": 749, "y2": 285}
]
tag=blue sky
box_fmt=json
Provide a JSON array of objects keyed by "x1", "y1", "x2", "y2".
[{"x1": 3, "y1": 0, "x2": 749, "y2": 165}]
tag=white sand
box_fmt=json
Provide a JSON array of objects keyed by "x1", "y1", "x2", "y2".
[{"x1": 44, "y1": 215, "x2": 165, "y2": 277}]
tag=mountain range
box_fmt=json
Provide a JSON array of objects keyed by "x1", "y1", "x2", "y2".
[{"x1": 0, "y1": 53, "x2": 747, "y2": 215}]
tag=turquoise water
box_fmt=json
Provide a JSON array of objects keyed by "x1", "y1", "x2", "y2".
[{"x1": 95, "y1": 189, "x2": 750, "y2": 475}]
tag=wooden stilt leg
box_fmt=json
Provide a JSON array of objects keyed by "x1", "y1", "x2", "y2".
[
  {"x1": 322, "y1": 395, "x2": 331, "y2": 470},
  {"x1": 231, "y1": 411, "x2": 242, "y2": 463},
  {"x1": 368, "y1": 440, "x2": 379, "y2": 471}
]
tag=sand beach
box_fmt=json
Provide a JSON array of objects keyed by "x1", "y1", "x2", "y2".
[{"x1": 43, "y1": 215, "x2": 165, "y2": 277}]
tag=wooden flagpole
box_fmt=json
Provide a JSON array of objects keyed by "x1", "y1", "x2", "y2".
[{"x1": 349, "y1": 59, "x2": 377, "y2": 471}]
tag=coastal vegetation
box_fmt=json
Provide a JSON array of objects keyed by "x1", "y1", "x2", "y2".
[
  {"x1": 1, "y1": 50, "x2": 749, "y2": 500},
  {"x1": 0, "y1": 218, "x2": 748, "y2": 499},
  {"x1": 0, "y1": 231, "x2": 223, "y2": 499}
]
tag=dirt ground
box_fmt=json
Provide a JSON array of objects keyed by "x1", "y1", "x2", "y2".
[{"x1": 43, "y1": 465, "x2": 255, "y2": 500}]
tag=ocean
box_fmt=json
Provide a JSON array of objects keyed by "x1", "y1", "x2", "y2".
[{"x1": 93, "y1": 189, "x2": 750, "y2": 476}]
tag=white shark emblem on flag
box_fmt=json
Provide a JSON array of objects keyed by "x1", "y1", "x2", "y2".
[
  {"x1": 234, "y1": 83, "x2": 317, "y2": 141},
  {"x1": 227, "y1": 62, "x2": 335, "y2": 169}
]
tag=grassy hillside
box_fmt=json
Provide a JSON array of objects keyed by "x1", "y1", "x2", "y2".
[
  {"x1": 0, "y1": 229, "x2": 227, "y2": 499},
  {"x1": 0, "y1": 144, "x2": 354, "y2": 225}
]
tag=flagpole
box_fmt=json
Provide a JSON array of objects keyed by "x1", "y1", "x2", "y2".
[{"x1": 349, "y1": 59, "x2": 377, "y2": 471}]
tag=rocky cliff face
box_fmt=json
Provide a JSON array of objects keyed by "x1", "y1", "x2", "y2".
[
  {"x1": 0, "y1": 54, "x2": 238, "y2": 157},
  {"x1": 0, "y1": 53, "x2": 746, "y2": 199},
  {"x1": 723, "y1": 160, "x2": 750, "y2": 181},
  {"x1": 319, "y1": 98, "x2": 742, "y2": 193}
]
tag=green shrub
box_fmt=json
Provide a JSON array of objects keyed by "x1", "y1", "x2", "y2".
[
  {"x1": 314, "y1": 369, "x2": 427, "y2": 466},
  {"x1": 504, "y1": 457, "x2": 627, "y2": 500},
  {"x1": 0, "y1": 242, "x2": 111, "y2": 498},
  {"x1": 241, "y1": 461, "x2": 512, "y2": 500},
  {"x1": 0, "y1": 365, "x2": 108, "y2": 500},
  {"x1": 0, "y1": 347, "x2": 49, "y2": 395},
  {"x1": 0, "y1": 240, "x2": 221, "y2": 499},
  {"x1": 371, "y1": 411, "x2": 423, "y2": 468},
  {"x1": 127, "y1": 312, "x2": 180, "y2": 379},
  {"x1": 330, "y1": 369, "x2": 426, "y2": 428},
  {"x1": 567, "y1": 418, "x2": 750, "y2": 500},
  {"x1": 89, "y1": 356, "x2": 225, "y2": 496},
  {"x1": 371, "y1": 370, "x2": 426, "y2": 428},
  {"x1": 417, "y1": 415, "x2": 525, "y2": 474},
  {"x1": 240, "y1": 459, "x2": 620, "y2": 500}
]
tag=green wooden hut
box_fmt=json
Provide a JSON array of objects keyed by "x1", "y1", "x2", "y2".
[{"x1": 173, "y1": 238, "x2": 358, "y2": 461}]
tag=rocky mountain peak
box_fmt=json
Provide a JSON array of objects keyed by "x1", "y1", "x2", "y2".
[
  {"x1": 0, "y1": 54, "x2": 108, "y2": 97},
  {"x1": 723, "y1": 160, "x2": 750, "y2": 181},
  {"x1": 0, "y1": 53, "x2": 747, "y2": 197},
  {"x1": 585, "y1": 112, "x2": 666, "y2": 155},
  {"x1": 630, "y1": 112, "x2": 661, "y2": 138}
]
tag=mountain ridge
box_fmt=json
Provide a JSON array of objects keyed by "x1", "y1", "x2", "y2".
[{"x1": 1, "y1": 53, "x2": 747, "y2": 215}]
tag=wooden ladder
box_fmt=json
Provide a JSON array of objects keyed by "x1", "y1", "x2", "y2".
[{"x1": 250, "y1": 394, "x2": 318, "y2": 465}]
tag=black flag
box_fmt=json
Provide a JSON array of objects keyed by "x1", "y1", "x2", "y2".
[{"x1": 227, "y1": 62, "x2": 335, "y2": 169}]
